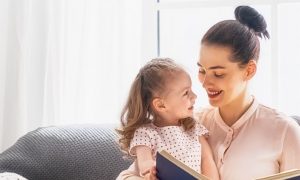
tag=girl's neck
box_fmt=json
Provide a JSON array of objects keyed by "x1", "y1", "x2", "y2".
[
  {"x1": 219, "y1": 93, "x2": 254, "y2": 127},
  {"x1": 153, "y1": 116, "x2": 180, "y2": 127}
]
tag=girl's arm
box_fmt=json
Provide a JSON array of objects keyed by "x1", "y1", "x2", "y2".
[
  {"x1": 199, "y1": 136, "x2": 220, "y2": 180},
  {"x1": 135, "y1": 145, "x2": 157, "y2": 180}
]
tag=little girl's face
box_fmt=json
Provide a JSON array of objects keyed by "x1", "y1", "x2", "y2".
[{"x1": 159, "y1": 71, "x2": 197, "y2": 126}]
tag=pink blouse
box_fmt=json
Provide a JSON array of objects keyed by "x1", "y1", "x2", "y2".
[{"x1": 198, "y1": 97, "x2": 300, "y2": 180}]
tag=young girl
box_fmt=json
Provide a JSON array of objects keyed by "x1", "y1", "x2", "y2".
[{"x1": 117, "y1": 58, "x2": 219, "y2": 180}]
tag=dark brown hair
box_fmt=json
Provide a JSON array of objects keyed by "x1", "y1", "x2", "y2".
[
  {"x1": 201, "y1": 6, "x2": 270, "y2": 67},
  {"x1": 116, "y1": 58, "x2": 195, "y2": 156}
]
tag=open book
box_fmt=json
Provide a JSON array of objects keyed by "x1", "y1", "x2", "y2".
[
  {"x1": 156, "y1": 150, "x2": 210, "y2": 180},
  {"x1": 256, "y1": 169, "x2": 300, "y2": 180}
]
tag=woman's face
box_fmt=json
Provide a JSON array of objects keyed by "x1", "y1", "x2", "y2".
[{"x1": 197, "y1": 44, "x2": 249, "y2": 108}]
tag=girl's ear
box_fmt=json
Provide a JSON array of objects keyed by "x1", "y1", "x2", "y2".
[
  {"x1": 244, "y1": 60, "x2": 257, "y2": 80},
  {"x1": 151, "y1": 98, "x2": 166, "y2": 112}
]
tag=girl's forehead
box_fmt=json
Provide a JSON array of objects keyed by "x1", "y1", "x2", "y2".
[{"x1": 166, "y1": 72, "x2": 191, "y2": 88}]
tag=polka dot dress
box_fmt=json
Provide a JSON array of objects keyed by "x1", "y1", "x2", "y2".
[{"x1": 129, "y1": 122, "x2": 209, "y2": 173}]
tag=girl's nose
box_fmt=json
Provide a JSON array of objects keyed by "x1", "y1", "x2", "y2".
[{"x1": 191, "y1": 90, "x2": 197, "y2": 100}]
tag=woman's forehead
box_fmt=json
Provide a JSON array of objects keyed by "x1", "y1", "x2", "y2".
[{"x1": 198, "y1": 44, "x2": 234, "y2": 68}]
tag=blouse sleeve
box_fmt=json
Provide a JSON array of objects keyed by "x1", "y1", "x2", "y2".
[
  {"x1": 129, "y1": 127, "x2": 153, "y2": 156},
  {"x1": 280, "y1": 119, "x2": 300, "y2": 171},
  {"x1": 195, "y1": 121, "x2": 209, "y2": 137}
]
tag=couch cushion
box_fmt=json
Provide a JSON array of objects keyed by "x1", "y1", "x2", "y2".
[{"x1": 0, "y1": 125, "x2": 132, "y2": 180}]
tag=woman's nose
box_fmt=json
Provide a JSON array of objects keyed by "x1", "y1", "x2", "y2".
[
  {"x1": 198, "y1": 73, "x2": 205, "y2": 84},
  {"x1": 201, "y1": 75, "x2": 211, "y2": 88},
  {"x1": 198, "y1": 74, "x2": 207, "y2": 86}
]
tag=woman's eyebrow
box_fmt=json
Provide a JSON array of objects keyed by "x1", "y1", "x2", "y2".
[
  {"x1": 197, "y1": 62, "x2": 225, "y2": 70},
  {"x1": 209, "y1": 66, "x2": 226, "y2": 70}
]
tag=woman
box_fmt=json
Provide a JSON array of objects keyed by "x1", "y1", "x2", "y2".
[{"x1": 117, "y1": 5, "x2": 300, "y2": 180}]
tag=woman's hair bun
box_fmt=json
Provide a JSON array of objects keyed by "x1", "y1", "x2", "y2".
[{"x1": 235, "y1": 6, "x2": 270, "y2": 39}]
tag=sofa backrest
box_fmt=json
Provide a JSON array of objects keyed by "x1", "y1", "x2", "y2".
[
  {"x1": 0, "y1": 125, "x2": 132, "y2": 180},
  {"x1": 292, "y1": 116, "x2": 300, "y2": 125}
]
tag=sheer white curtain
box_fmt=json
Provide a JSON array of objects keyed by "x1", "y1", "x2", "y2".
[
  {"x1": 0, "y1": 0, "x2": 143, "y2": 152},
  {"x1": 158, "y1": 2, "x2": 300, "y2": 116}
]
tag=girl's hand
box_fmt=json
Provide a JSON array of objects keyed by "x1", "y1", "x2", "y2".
[{"x1": 143, "y1": 166, "x2": 157, "y2": 180}]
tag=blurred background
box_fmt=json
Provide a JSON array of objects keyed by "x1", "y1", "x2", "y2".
[{"x1": 0, "y1": 0, "x2": 300, "y2": 152}]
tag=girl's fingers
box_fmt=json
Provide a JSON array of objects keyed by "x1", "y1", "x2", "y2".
[{"x1": 149, "y1": 166, "x2": 157, "y2": 180}]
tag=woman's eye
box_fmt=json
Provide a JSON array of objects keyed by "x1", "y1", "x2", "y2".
[
  {"x1": 198, "y1": 69, "x2": 206, "y2": 74},
  {"x1": 214, "y1": 73, "x2": 225, "y2": 78}
]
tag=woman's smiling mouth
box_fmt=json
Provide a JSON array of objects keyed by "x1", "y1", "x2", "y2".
[{"x1": 207, "y1": 90, "x2": 223, "y2": 98}]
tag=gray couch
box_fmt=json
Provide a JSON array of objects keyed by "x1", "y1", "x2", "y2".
[
  {"x1": 0, "y1": 125, "x2": 132, "y2": 180},
  {"x1": 0, "y1": 116, "x2": 299, "y2": 180}
]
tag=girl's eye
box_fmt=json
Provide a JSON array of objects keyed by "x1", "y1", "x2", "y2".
[{"x1": 184, "y1": 90, "x2": 189, "y2": 96}]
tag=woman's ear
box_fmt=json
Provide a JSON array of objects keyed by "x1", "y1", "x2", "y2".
[
  {"x1": 244, "y1": 60, "x2": 257, "y2": 80},
  {"x1": 151, "y1": 98, "x2": 166, "y2": 112}
]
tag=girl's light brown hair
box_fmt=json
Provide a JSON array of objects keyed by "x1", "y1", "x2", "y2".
[{"x1": 116, "y1": 58, "x2": 195, "y2": 156}]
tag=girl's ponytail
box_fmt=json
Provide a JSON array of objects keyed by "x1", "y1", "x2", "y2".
[{"x1": 117, "y1": 73, "x2": 151, "y2": 155}]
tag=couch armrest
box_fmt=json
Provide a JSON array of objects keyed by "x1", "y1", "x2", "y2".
[{"x1": 0, "y1": 125, "x2": 132, "y2": 180}]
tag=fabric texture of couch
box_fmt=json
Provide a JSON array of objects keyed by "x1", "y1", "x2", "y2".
[{"x1": 0, "y1": 124, "x2": 131, "y2": 180}]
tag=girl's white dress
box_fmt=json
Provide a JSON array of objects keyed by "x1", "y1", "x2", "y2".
[{"x1": 129, "y1": 122, "x2": 208, "y2": 172}]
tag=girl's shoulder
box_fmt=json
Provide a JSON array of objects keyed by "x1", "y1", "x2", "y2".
[
  {"x1": 135, "y1": 123, "x2": 156, "y2": 132},
  {"x1": 193, "y1": 121, "x2": 209, "y2": 137},
  {"x1": 131, "y1": 123, "x2": 159, "y2": 141},
  {"x1": 134, "y1": 123, "x2": 165, "y2": 136}
]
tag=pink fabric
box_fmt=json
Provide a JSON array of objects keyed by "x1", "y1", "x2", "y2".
[
  {"x1": 198, "y1": 97, "x2": 300, "y2": 180},
  {"x1": 129, "y1": 122, "x2": 208, "y2": 172}
]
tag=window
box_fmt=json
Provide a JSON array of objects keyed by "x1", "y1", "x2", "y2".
[{"x1": 152, "y1": 0, "x2": 300, "y2": 115}]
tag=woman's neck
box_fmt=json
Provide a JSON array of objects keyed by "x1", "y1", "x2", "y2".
[{"x1": 219, "y1": 93, "x2": 254, "y2": 127}]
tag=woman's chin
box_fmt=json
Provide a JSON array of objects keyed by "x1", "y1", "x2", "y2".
[
  {"x1": 208, "y1": 94, "x2": 223, "y2": 107},
  {"x1": 208, "y1": 100, "x2": 219, "y2": 107}
]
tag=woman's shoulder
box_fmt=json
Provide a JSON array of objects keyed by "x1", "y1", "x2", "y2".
[
  {"x1": 257, "y1": 102, "x2": 299, "y2": 127},
  {"x1": 194, "y1": 106, "x2": 216, "y2": 123}
]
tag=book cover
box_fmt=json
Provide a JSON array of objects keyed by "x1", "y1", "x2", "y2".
[
  {"x1": 156, "y1": 150, "x2": 210, "y2": 180},
  {"x1": 256, "y1": 169, "x2": 300, "y2": 180}
]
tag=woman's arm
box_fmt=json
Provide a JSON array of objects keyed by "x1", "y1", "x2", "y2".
[
  {"x1": 280, "y1": 120, "x2": 300, "y2": 171},
  {"x1": 199, "y1": 136, "x2": 220, "y2": 180}
]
